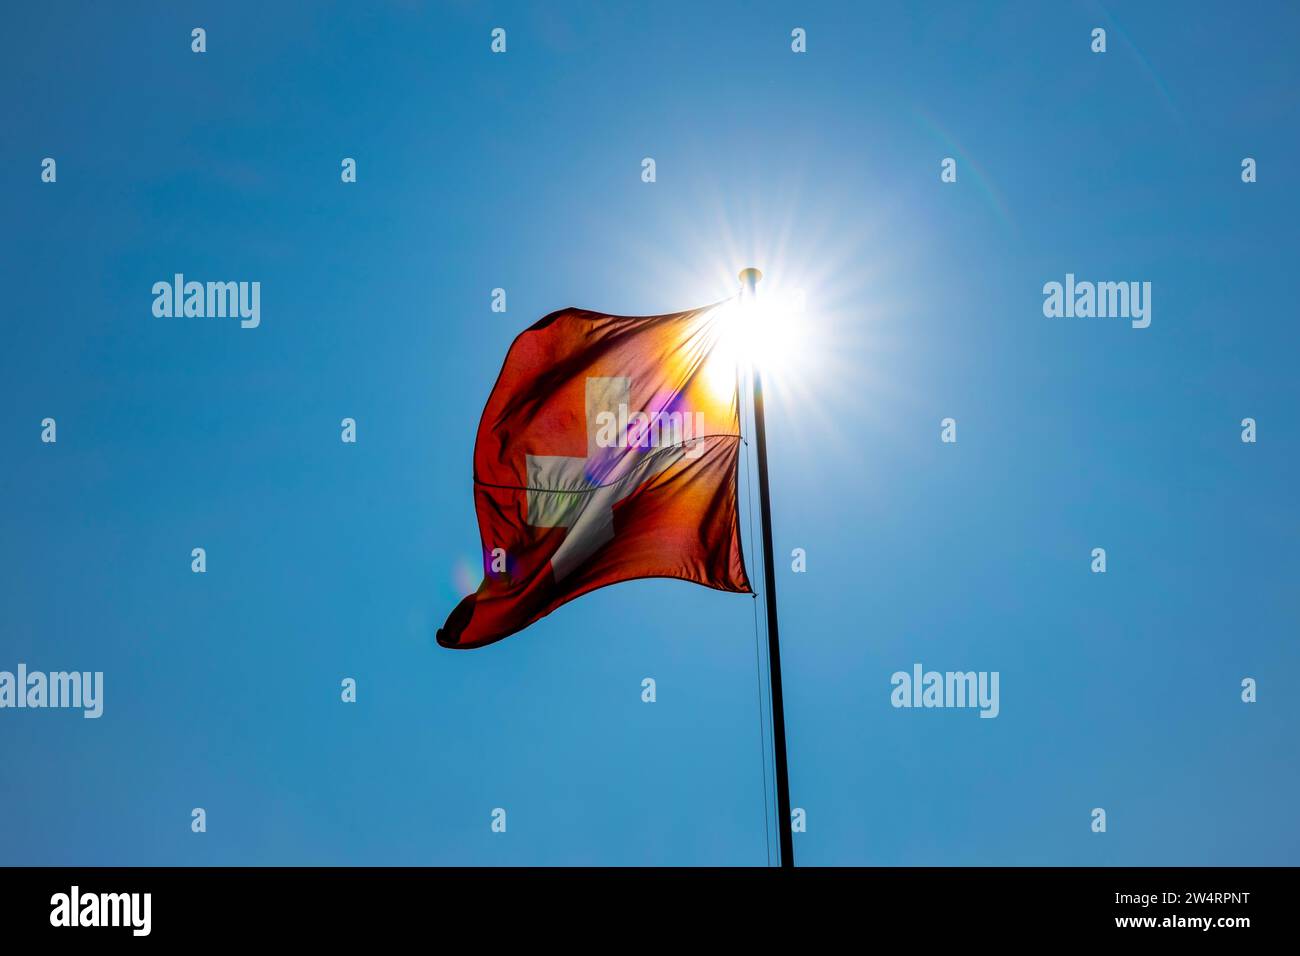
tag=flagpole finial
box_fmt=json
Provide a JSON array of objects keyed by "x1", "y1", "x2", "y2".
[{"x1": 738, "y1": 268, "x2": 763, "y2": 293}]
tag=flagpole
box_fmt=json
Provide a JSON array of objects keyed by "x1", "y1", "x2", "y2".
[{"x1": 739, "y1": 267, "x2": 794, "y2": 869}]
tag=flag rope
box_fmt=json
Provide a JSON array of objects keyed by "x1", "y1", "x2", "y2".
[{"x1": 471, "y1": 433, "x2": 744, "y2": 492}]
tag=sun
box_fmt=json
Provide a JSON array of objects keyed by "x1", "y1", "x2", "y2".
[
  {"x1": 737, "y1": 272, "x2": 802, "y2": 374},
  {"x1": 613, "y1": 175, "x2": 911, "y2": 466},
  {"x1": 700, "y1": 271, "x2": 807, "y2": 404}
]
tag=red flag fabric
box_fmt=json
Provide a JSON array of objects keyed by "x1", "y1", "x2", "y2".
[{"x1": 437, "y1": 302, "x2": 753, "y2": 649}]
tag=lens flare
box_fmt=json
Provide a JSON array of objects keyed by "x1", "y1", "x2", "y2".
[{"x1": 452, "y1": 555, "x2": 480, "y2": 597}]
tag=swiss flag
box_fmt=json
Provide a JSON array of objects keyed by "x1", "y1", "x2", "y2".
[{"x1": 437, "y1": 302, "x2": 753, "y2": 649}]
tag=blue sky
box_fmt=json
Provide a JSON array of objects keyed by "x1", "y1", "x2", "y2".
[{"x1": 2, "y1": 0, "x2": 1297, "y2": 865}]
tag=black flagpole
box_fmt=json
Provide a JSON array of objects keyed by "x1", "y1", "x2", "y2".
[{"x1": 739, "y1": 268, "x2": 794, "y2": 868}]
